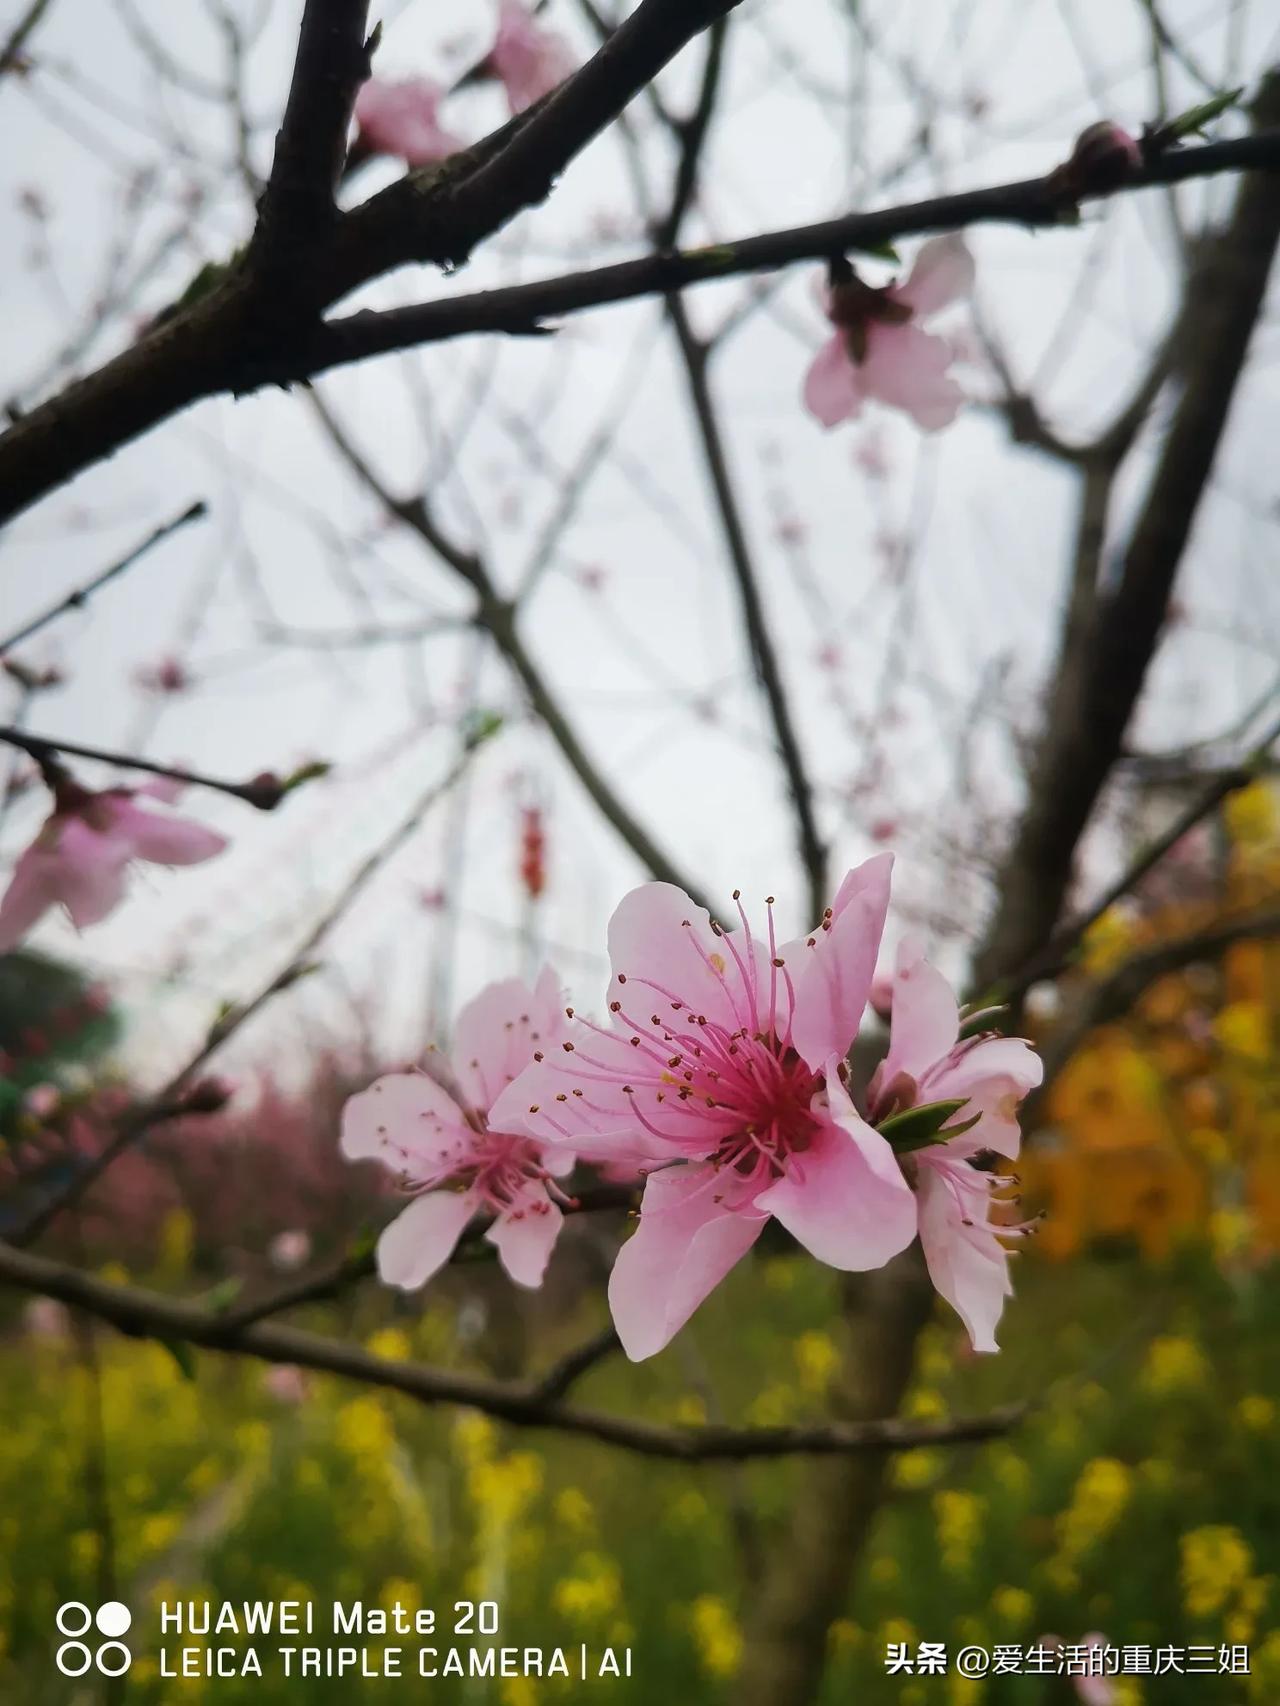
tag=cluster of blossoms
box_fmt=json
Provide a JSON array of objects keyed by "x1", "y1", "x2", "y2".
[
  {"x1": 342, "y1": 857, "x2": 1042, "y2": 1361},
  {"x1": 352, "y1": 2, "x2": 574, "y2": 169}
]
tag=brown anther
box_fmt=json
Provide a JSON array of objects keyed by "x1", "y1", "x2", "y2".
[
  {"x1": 562, "y1": 1042, "x2": 575, "y2": 1053},
  {"x1": 610, "y1": 1000, "x2": 621, "y2": 1012},
  {"x1": 533, "y1": 1051, "x2": 544, "y2": 1062},
  {"x1": 556, "y1": 1093, "x2": 567, "y2": 1102},
  {"x1": 772, "y1": 957, "x2": 785, "y2": 967}
]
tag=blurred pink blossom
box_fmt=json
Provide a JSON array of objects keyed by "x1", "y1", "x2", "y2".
[
  {"x1": 353, "y1": 77, "x2": 463, "y2": 166},
  {"x1": 269, "y1": 1229, "x2": 312, "y2": 1271},
  {"x1": 262, "y1": 1365, "x2": 309, "y2": 1405},
  {"x1": 342, "y1": 970, "x2": 574, "y2": 1291},
  {"x1": 852, "y1": 431, "x2": 890, "y2": 479},
  {"x1": 804, "y1": 235, "x2": 974, "y2": 432},
  {"x1": 22, "y1": 1082, "x2": 61, "y2": 1120},
  {"x1": 0, "y1": 779, "x2": 226, "y2": 951},
  {"x1": 492, "y1": 859, "x2": 918, "y2": 1360},
  {"x1": 133, "y1": 655, "x2": 192, "y2": 694},
  {"x1": 489, "y1": 1, "x2": 575, "y2": 113},
  {"x1": 23, "y1": 1298, "x2": 70, "y2": 1340}
]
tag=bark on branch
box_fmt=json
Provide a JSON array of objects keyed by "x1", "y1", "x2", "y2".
[{"x1": 0, "y1": 1238, "x2": 1021, "y2": 1462}]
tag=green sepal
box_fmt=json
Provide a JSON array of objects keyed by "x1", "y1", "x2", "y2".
[
  {"x1": 878, "y1": 1097, "x2": 978, "y2": 1153},
  {"x1": 1160, "y1": 88, "x2": 1244, "y2": 145}
]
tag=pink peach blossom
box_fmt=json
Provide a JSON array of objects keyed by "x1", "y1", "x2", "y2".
[
  {"x1": 803, "y1": 235, "x2": 974, "y2": 432},
  {"x1": 353, "y1": 77, "x2": 463, "y2": 167},
  {"x1": 0, "y1": 779, "x2": 227, "y2": 952},
  {"x1": 490, "y1": 1, "x2": 575, "y2": 114},
  {"x1": 490, "y1": 858, "x2": 917, "y2": 1360},
  {"x1": 341, "y1": 969, "x2": 575, "y2": 1291},
  {"x1": 868, "y1": 940, "x2": 1042, "y2": 1351}
]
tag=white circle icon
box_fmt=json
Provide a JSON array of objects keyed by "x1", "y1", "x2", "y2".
[
  {"x1": 95, "y1": 1602, "x2": 132, "y2": 1638},
  {"x1": 55, "y1": 1601, "x2": 92, "y2": 1637}
]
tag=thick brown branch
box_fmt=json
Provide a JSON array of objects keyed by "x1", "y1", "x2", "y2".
[
  {"x1": 248, "y1": 0, "x2": 371, "y2": 287},
  {"x1": 2, "y1": 124, "x2": 1276, "y2": 526},
  {"x1": 278, "y1": 130, "x2": 1280, "y2": 383},
  {"x1": 0, "y1": 1239, "x2": 1022, "y2": 1461}
]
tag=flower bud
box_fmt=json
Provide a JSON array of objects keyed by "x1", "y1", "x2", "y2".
[{"x1": 1051, "y1": 121, "x2": 1143, "y2": 197}]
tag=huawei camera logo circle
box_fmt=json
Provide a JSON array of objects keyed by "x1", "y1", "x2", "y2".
[{"x1": 55, "y1": 1601, "x2": 133, "y2": 1677}]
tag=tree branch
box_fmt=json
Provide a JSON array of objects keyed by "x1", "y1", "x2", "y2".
[
  {"x1": 972, "y1": 72, "x2": 1280, "y2": 1001},
  {"x1": 0, "y1": 724, "x2": 306, "y2": 811},
  {"x1": 271, "y1": 129, "x2": 1280, "y2": 385},
  {"x1": 308, "y1": 393, "x2": 713, "y2": 909},
  {"x1": 1032, "y1": 905, "x2": 1280, "y2": 1111},
  {"x1": 0, "y1": 500, "x2": 207, "y2": 656},
  {"x1": 10, "y1": 738, "x2": 486, "y2": 1245},
  {"x1": 0, "y1": 1238, "x2": 1023, "y2": 1461},
  {"x1": 1, "y1": 117, "x2": 1275, "y2": 526},
  {"x1": 247, "y1": 0, "x2": 371, "y2": 288},
  {"x1": 998, "y1": 700, "x2": 1280, "y2": 1005}
]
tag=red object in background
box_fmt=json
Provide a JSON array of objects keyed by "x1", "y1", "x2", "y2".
[{"x1": 519, "y1": 805, "x2": 546, "y2": 901}]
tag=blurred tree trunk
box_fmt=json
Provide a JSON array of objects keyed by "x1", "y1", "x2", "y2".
[
  {"x1": 736, "y1": 72, "x2": 1280, "y2": 1706},
  {"x1": 734, "y1": 1250, "x2": 933, "y2": 1706}
]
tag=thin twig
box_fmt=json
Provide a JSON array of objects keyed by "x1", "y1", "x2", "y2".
[
  {"x1": 11, "y1": 738, "x2": 488, "y2": 1245},
  {"x1": 0, "y1": 502, "x2": 207, "y2": 657},
  {"x1": 997, "y1": 702, "x2": 1280, "y2": 1005},
  {"x1": 0, "y1": 724, "x2": 295, "y2": 811}
]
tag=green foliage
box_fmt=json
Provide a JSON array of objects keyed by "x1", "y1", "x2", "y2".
[{"x1": 0, "y1": 1246, "x2": 1275, "y2": 1702}]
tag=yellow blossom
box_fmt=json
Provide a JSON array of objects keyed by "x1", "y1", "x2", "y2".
[
  {"x1": 554, "y1": 1488, "x2": 595, "y2": 1537},
  {"x1": 689, "y1": 1594, "x2": 743, "y2": 1678},
  {"x1": 794, "y1": 1329, "x2": 839, "y2": 1395},
  {"x1": 1056, "y1": 1458, "x2": 1132, "y2": 1560},
  {"x1": 1238, "y1": 1395, "x2": 1276, "y2": 1432},
  {"x1": 990, "y1": 1585, "x2": 1034, "y2": 1627},
  {"x1": 892, "y1": 1449, "x2": 942, "y2": 1490},
  {"x1": 553, "y1": 1553, "x2": 621, "y2": 1624},
  {"x1": 1224, "y1": 779, "x2": 1277, "y2": 847},
  {"x1": 1140, "y1": 1335, "x2": 1209, "y2": 1396},
  {"x1": 365, "y1": 1327, "x2": 414, "y2": 1362},
  {"x1": 1181, "y1": 1525, "x2": 1252, "y2": 1619},
  {"x1": 934, "y1": 1489, "x2": 985, "y2": 1575}
]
